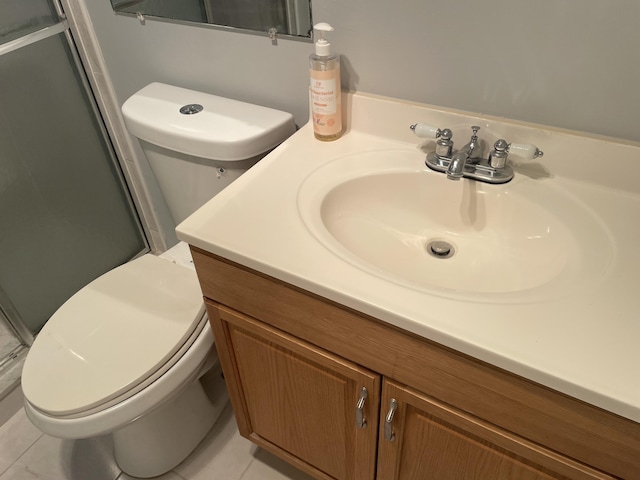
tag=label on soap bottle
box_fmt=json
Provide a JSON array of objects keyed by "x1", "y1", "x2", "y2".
[
  {"x1": 311, "y1": 78, "x2": 337, "y2": 114},
  {"x1": 310, "y1": 68, "x2": 341, "y2": 138}
]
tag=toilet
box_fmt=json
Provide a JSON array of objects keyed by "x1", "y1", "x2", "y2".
[{"x1": 21, "y1": 83, "x2": 295, "y2": 478}]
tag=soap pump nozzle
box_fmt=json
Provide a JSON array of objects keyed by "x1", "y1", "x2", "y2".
[{"x1": 313, "y1": 23, "x2": 334, "y2": 56}]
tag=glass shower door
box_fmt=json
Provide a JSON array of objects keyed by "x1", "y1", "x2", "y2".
[{"x1": 0, "y1": 0, "x2": 147, "y2": 348}]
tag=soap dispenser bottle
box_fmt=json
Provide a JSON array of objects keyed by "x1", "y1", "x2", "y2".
[{"x1": 309, "y1": 23, "x2": 342, "y2": 141}]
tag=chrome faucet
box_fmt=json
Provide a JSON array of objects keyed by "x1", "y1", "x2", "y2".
[
  {"x1": 446, "y1": 126, "x2": 480, "y2": 180},
  {"x1": 410, "y1": 123, "x2": 544, "y2": 184}
]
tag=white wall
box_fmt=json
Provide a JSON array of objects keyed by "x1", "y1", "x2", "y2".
[{"x1": 85, "y1": 0, "x2": 640, "y2": 141}]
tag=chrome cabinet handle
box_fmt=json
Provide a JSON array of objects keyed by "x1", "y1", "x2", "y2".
[
  {"x1": 384, "y1": 398, "x2": 398, "y2": 441},
  {"x1": 355, "y1": 387, "x2": 368, "y2": 428}
]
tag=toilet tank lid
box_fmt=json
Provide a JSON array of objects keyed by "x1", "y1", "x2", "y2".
[{"x1": 122, "y1": 82, "x2": 295, "y2": 161}]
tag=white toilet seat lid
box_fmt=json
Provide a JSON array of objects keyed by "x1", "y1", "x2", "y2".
[{"x1": 22, "y1": 254, "x2": 206, "y2": 416}]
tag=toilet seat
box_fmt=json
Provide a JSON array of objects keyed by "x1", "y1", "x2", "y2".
[
  {"x1": 22, "y1": 254, "x2": 207, "y2": 418},
  {"x1": 23, "y1": 315, "x2": 216, "y2": 439}
]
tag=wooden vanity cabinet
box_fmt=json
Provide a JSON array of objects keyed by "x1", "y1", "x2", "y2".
[{"x1": 192, "y1": 247, "x2": 640, "y2": 480}]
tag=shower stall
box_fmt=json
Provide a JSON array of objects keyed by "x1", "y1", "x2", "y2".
[{"x1": 0, "y1": 0, "x2": 147, "y2": 400}]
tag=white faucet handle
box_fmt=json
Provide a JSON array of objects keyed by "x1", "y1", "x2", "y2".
[
  {"x1": 508, "y1": 143, "x2": 544, "y2": 160},
  {"x1": 410, "y1": 123, "x2": 442, "y2": 139}
]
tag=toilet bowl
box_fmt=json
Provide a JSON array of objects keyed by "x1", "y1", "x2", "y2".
[
  {"x1": 22, "y1": 244, "x2": 225, "y2": 477},
  {"x1": 21, "y1": 83, "x2": 295, "y2": 478}
]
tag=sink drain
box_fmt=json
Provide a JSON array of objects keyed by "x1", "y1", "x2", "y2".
[{"x1": 426, "y1": 240, "x2": 455, "y2": 259}]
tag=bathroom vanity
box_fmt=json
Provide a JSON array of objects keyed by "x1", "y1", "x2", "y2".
[{"x1": 178, "y1": 93, "x2": 640, "y2": 479}]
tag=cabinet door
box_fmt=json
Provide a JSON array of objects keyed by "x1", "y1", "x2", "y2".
[
  {"x1": 209, "y1": 302, "x2": 380, "y2": 480},
  {"x1": 377, "y1": 380, "x2": 609, "y2": 480}
]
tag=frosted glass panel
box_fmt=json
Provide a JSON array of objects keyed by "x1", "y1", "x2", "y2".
[
  {"x1": 0, "y1": 33, "x2": 146, "y2": 333},
  {"x1": 0, "y1": 0, "x2": 57, "y2": 45}
]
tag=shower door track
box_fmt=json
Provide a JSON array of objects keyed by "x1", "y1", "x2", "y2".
[
  {"x1": 0, "y1": 289, "x2": 30, "y2": 396},
  {"x1": 0, "y1": 287, "x2": 34, "y2": 347}
]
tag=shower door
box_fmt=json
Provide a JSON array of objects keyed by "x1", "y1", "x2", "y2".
[{"x1": 0, "y1": 0, "x2": 147, "y2": 364}]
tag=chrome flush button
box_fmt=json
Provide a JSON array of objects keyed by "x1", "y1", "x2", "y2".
[{"x1": 179, "y1": 104, "x2": 204, "y2": 115}]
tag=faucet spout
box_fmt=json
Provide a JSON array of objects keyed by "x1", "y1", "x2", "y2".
[
  {"x1": 446, "y1": 151, "x2": 467, "y2": 180},
  {"x1": 446, "y1": 126, "x2": 480, "y2": 181}
]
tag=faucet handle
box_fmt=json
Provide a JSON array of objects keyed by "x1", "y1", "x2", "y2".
[
  {"x1": 508, "y1": 143, "x2": 544, "y2": 160},
  {"x1": 489, "y1": 139, "x2": 509, "y2": 169},
  {"x1": 410, "y1": 123, "x2": 451, "y2": 139}
]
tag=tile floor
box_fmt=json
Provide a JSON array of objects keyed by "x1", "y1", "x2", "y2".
[{"x1": 0, "y1": 395, "x2": 315, "y2": 480}]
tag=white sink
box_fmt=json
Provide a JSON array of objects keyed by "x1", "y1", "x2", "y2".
[{"x1": 297, "y1": 148, "x2": 613, "y2": 303}]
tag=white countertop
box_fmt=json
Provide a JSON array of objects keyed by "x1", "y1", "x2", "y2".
[{"x1": 177, "y1": 92, "x2": 640, "y2": 423}]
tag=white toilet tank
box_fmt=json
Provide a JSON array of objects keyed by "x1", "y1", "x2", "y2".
[{"x1": 122, "y1": 82, "x2": 295, "y2": 225}]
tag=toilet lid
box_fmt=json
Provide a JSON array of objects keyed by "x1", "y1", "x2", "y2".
[{"x1": 21, "y1": 254, "x2": 206, "y2": 416}]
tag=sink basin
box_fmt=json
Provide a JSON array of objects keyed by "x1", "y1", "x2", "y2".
[{"x1": 297, "y1": 149, "x2": 613, "y2": 302}]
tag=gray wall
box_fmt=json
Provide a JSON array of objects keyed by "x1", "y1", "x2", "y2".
[{"x1": 85, "y1": 0, "x2": 640, "y2": 142}]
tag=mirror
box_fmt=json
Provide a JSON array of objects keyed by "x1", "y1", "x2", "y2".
[{"x1": 110, "y1": 0, "x2": 313, "y2": 40}]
